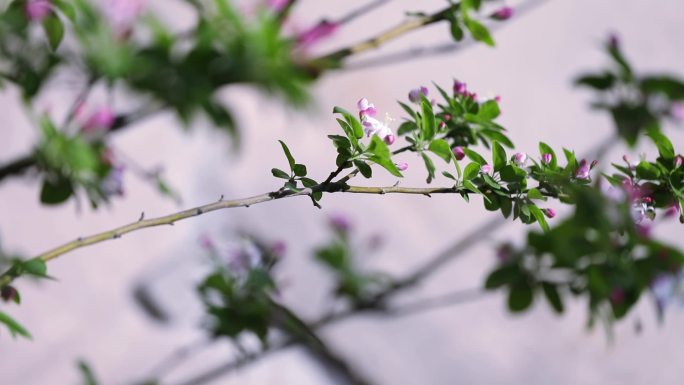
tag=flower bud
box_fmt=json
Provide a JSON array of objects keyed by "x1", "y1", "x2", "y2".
[
  {"x1": 408, "y1": 86, "x2": 429, "y2": 103},
  {"x1": 270, "y1": 240, "x2": 287, "y2": 257},
  {"x1": 480, "y1": 164, "x2": 493, "y2": 174},
  {"x1": 575, "y1": 159, "x2": 591, "y2": 180},
  {"x1": 1, "y1": 286, "x2": 17, "y2": 303},
  {"x1": 83, "y1": 107, "x2": 116, "y2": 133},
  {"x1": 609, "y1": 288, "x2": 625, "y2": 305},
  {"x1": 608, "y1": 33, "x2": 620, "y2": 50},
  {"x1": 490, "y1": 6, "x2": 514, "y2": 21},
  {"x1": 541, "y1": 153, "x2": 553, "y2": 165},
  {"x1": 25, "y1": 0, "x2": 51, "y2": 22},
  {"x1": 453, "y1": 146, "x2": 465, "y2": 161},
  {"x1": 642, "y1": 196, "x2": 653, "y2": 204},
  {"x1": 675, "y1": 155, "x2": 683, "y2": 168},
  {"x1": 330, "y1": 214, "x2": 352, "y2": 233},
  {"x1": 396, "y1": 162, "x2": 409, "y2": 171},
  {"x1": 453, "y1": 80, "x2": 467, "y2": 96},
  {"x1": 439, "y1": 121, "x2": 447, "y2": 129},
  {"x1": 513, "y1": 152, "x2": 527, "y2": 167},
  {"x1": 543, "y1": 208, "x2": 556, "y2": 218},
  {"x1": 384, "y1": 134, "x2": 395, "y2": 145}
]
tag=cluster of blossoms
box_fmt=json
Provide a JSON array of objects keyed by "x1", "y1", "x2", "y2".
[{"x1": 356, "y1": 98, "x2": 395, "y2": 145}]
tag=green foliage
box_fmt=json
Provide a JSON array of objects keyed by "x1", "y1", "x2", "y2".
[{"x1": 576, "y1": 38, "x2": 684, "y2": 146}]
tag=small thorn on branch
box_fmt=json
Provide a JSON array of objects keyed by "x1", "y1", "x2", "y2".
[
  {"x1": 77, "y1": 237, "x2": 83, "y2": 242},
  {"x1": 218, "y1": 194, "x2": 224, "y2": 202},
  {"x1": 139, "y1": 212, "x2": 145, "y2": 221},
  {"x1": 424, "y1": 193, "x2": 432, "y2": 198},
  {"x1": 113, "y1": 233, "x2": 121, "y2": 239},
  {"x1": 196, "y1": 208, "x2": 203, "y2": 215}
]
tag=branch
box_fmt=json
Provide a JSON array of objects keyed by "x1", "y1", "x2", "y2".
[{"x1": 314, "y1": 4, "x2": 456, "y2": 63}]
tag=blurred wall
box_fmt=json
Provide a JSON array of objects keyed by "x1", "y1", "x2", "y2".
[{"x1": 2, "y1": 0, "x2": 684, "y2": 384}]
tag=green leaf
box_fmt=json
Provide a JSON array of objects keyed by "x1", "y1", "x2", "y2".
[
  {"x1": 293, "y1": 164, "x2": 307, "y2": 177},
  {"x1": 53, "y1": 0, "x2": 77, "y2": 22},
  {"x1": 575, "y1": 73, "x2": 616, "y2": 90},
  {"x1": 42, "y1": 12, "x2": 64, "y2": 51},
  {"x1": 526, "y1": 188, "x2": 546, "y2": 201},
  {"x1": 428, "y1": 139, "x2": 452, "y2": 163},
  {"x1": 77, "y1": 360, "x2": 101, "y2": 385},
  {"x1": 478, "y1": 100, "x2": 501, "y2": 120},
  {"x1": 40, "y1": 177, "x2": 74, "y2": 205},
  {"x1": 367, "y1": 136, "x2": 402, "y2": 177},
  {"x1": 508, "y1": 281, "x2": 534, "y2": 312},
  {"x1": 333, "y1": 106, "x2": 364, "y2": 139},
  {"x1": 646, "y1": 128, "x2": 675, "y2": 160},
  {"x1": 481, "y1": 129, "x2": 514, "y2": 148},
  {"x1": 421, "y1": 97, "x2": 436, "y2": 140},
  {"x1": 271, "y1": 168, "x2": 290, "y2": 179},
  {"x1": 485, "y1": 265, "x2": 519, "y2": 289},
  {"x1": 463, "y1": 162, "x2": 480, "y2": 181},
  {"x1": 635, "y1": 161, "x2": 661, "y2": 180},
  {"x1": 492, "y1": 141, "x2": 507, "y2": 172},
  {"x1": 300, "y1": 178, "x2": 318, "y2": 188},
  {"x1": 278, "y1": 140, "x2": 296, "y2": 171},
  {"x1": 421, "y1": 153, "x2": 436, "y2": 184},
  {"x1": 0, "y1": 311, "x2": 31, "y2": 339},
  {"x1": 464, "y1": 17, "x2": 495, "y2": 47},
  {"x1": 398, "y1": 101, "x2": 417, "y2": 120},
  {"x1": 463, "y1": 148, "x2": 487, "y2": 165},
  {"x1": 529, "y1": 205, "x2": 550, "y2": 233},
  {"x1": 542, "y1": 282, "x2": 564, "y2": 314},
  {"x1": 449, "y1": 19, "x2": 464, "y2": 41},
  {"x1": 353, "y1": 160, "x2": 372, "y2": 178}
]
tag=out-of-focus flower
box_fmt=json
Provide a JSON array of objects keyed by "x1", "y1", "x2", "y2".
[
  {"x1": 575, "y1": 159, "x2": 591, "y2": 180},
  {"x1": 1, "y1": 286, "x2": 18, "y2": 303},
  {"x1": 296, "y1": 20, "x2": 339, "y2": 49},
  {"x1": 270, "y1": 240, "x2": 287, "y2": 257},
  {"x1": 480, "y1": 164, "x2": 493, "y2": 174},
  {"x1": 453, "y1": 146, "x2": 465, "y2": 161},
  {"x1": 453, "y1": 80, "x2": 467, "y2": 96},
  {"x1": 650, "y1": 272, "x2": 684, "y2": 312},
  {"x1": 497, "y1": 243, "x2": 515, "y2": 263},
  {"x1": 396, "y1": 162, "x2": 409, "y2": 171},
  {"x1": 490, "y1": 6, "x2": 514, "y2": 21},
  {"x1": 671, "y1": 102, "x2": 684, "y2": 121},
  {"x1": 635, "y1": 223, "x2": 652, "y2": 239},
  {"x1": 25, "y1": 0, "x2": 51, "y2": 22},
  {"x1": 265, "y1": 0, "x2": 289, "y2": 12},
  {"x1": 82, "y1": 107, "x2": 116, "y2": 134},
  {"x1": 609, "y1": 288, "x2": 625, "y2": 305},
  {"x1": 408, "y1": 86, "x2": 429, "y2": 103},
  {"x1": 102, "y1": 0, "x2": 144, "y2": 38},
  {"x1": 329, "y1": 214, "x2": 352, "y2": 233},
  {"x1": 357, "y1": 98, "x2": 377, "y2": 118},
  {"x1": 665, "y1": 204, "x2": 680, "y2": 218},
  {"x1": 543, "y1": 208, "x2": 556, "y2": 219},
  {"x1": 101, "y1": 165, "x2": 125, "y2": 197},
  {"x1": 541, "y1": 153, "x2": 553, "y2": 165},
  {"x1": 199, "y1": 234, "x2": 215, "y2": 251},
  {"x1": 608, "y1": 32, "x2": 620, "y2": 50},
  {"x1": 513, "y1": 152, "x2": 527, "y2": 167}
]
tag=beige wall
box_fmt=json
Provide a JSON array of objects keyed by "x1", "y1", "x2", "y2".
[{"x1": 2, "y1": 0, "x2": 684, "y2": 384}]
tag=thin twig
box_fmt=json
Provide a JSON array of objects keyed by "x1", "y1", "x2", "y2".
[{"x1": 343, "y1": 0, "x2": 551, "y2": 71}]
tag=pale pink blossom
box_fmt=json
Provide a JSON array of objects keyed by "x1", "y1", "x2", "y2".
[{"x1": 25, "y1": 0, "x2": 51, "y2": 22}]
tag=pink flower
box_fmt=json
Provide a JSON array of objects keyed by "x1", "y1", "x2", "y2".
[
  {"x1": 266, "y1": 0, "x2": 289, "y2": 12},
  {"x1": 270, "y1": 240, "x2": 287, "y2": 257},
  {"x1": 358, "y1": 98, "x2": 394, "y2": 144},
  {"x1": 490, "y1": 6, "x2": 514, "y2": 21},
  {"x1": 357, "y1": 98, "x2": 377, "y2": 118},
  {"x1": 675, "y1": 155, "x2": 684, "y2": 168},
  {"x1": 25, "y1": 0, "x2": 51, "y2": 22},
  {"x1": 396, "y1": 162, "x2": 409, "y2": 171},
  {"x1": 453, "y1": 146, "x2": 465, "y2": 161},
  {"x1": 102, "y1": 0, "x2": 144, "y2": 38},
  {"x1": 575, "y1": 159, "x2": 591, "y2": 180},
  {"x1": 83, "y1": 107, "x2": 116, "y2": 133},
  {"x1": 453, "y1": 80, "x2": 467, "y2": 96},
  {"x1": 480, "y1": 164, "x2": 493, "y2": 174},
  {"x1": 297, "y1": 20, "x2": 339, "y2": 49},
  {"x1": 1, "y1": 286, "x2": 18, "y2": 303},
  {"x1": 513, "y1": 152, "x2": 527, "y2": 167},
  {"x1": 408, "y1": 86, "x2": 429, "y2": 103},
  {"x1": 330, "y1": 214, "x2": 352, "y2": 233},
  {"x1": 541, "y1": 153, "x2": 553, "y2": 165},
  {"x1": 671, "y1": 102, "x2": 684, "y2": 121},
  {"x1": 543, "y1": 208, "x2": 556, "y2": 218},
  {"x1": 665, "y1": 204, "x2": 680, "y2": 218}
]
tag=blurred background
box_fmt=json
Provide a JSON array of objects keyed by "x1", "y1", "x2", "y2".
[{"x1": 1, "y1": 0, "x2": 684, "y2": 384}]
